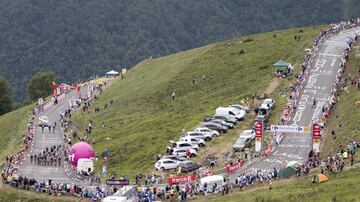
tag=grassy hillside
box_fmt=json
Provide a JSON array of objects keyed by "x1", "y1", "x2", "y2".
[
  {"x1": 72, "y1": 26, "x2": 325, "y2": 176},
  {"x1": 1, "y1": 1, "x2": 359, "y2": 101},
  {"x1": 0, "y1": 186, "x2": 87, "y2": 202},
  {"x1": 0, "y1": 104, "x2": 33, "y2": 166},
  {"x1": 321, "y1": 41, "x2": 360, "y2": 156},
  {"x1": 195, "y1": 168, "x2": 360, "y2": 202}
]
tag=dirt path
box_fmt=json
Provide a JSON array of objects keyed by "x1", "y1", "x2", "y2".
[{"x1": 263, "y1": 78, "x2": 282, "y2": 95}]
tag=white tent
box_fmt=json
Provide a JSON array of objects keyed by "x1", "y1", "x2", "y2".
[{"x1": 106, "y1": 70, "x2": 119, "y2": 75}]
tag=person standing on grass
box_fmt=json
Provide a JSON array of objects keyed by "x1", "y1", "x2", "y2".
[
  {"x1": 269, "y1": 179, "x2": 272, "y2": 191},
  {"x1": 171, "y1": 91, "x2": 176, "y2": 101}
]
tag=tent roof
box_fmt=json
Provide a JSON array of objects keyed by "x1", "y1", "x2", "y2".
[
  {"x1": 273, "y1": 60, "x2": 290, "y2": 68},
  {"x1": 106, "y1": 70, "x2": 119, "y2": 75}
]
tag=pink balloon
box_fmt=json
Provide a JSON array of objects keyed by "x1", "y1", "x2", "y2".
[{"x1": 68, "y1": 142, "x2": 95, "y2": 166}]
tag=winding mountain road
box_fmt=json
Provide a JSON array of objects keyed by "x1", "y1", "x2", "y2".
[
  {"x1": 229, "y1": 27, "x2": 360, "y2": 180},
  {"x1": 15, "y1": 27, "x2": 360, "y2": 188},
  {"x1": 17, "y1": 89, "x2": 85, "y2": 184}
]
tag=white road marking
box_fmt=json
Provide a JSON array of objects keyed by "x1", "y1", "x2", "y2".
[{"x1": 318, "y1": 53, "x2": 342, "y2": 57}]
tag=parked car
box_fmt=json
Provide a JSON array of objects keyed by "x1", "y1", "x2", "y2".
[
  {"x1": 172, "y1": 147, "x2": 197, "y2": 158},
  {"x1": 38, "y1": 116, "x2": 50, "y2": 127},
  {"x1": 155, "y1": 159, "x2": 180, "y2": 171},
  {"x1": 194, "y1": 127, "x2": 220, "y2": 137},
  {"x1": 212, "y1": 114, "x2": 237, "y2": 125},
  {"x1": 185, "y1": 131, "x2": 212, "y2": 141},
  {"x1": 170, "y1": 141, "x2": 199, "y2": 151},
  {"x1": 180, "y1": 136, "x2": 206, "y2": 147},
  {"x1": 161, "y1": 155, "x2": 187, "y2": 162},
  {"x1": 239, "y1": 130, "x2": 256, "y2": 140},
  {"x1": 229, "y1": 104, "x2": 251, "y2": 113},
  {"x1": 232, "y1": 136, "x2": 253, "y2": 152},
  {"x1": 215, "y1": 107, "x2": 246, "y2": 120},
  {"x1": 261, "y1": 98, "x2": 275, "y2": 109},
  {"x1": 202, "y1": 122, "x2": 228, "y2": 133},
  {"x1": 210, "y1": 119, "x2": 234, "y2": 129},
  {"x1": 179, "y1": 160, "x2": 202, "y2": 172}
]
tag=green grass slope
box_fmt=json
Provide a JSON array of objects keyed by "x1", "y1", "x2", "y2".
[
  {"x1": 198, "y1": 168, "x2": 360, "y2": 202},
  {"x1": 72, "y1": 26, "x2": 325, "y2": 176},
  {"x1": 0, "y1": 104, "x2": 33, "y2": 166},
  {"x1": 0, "y1": 186, "x2": 86, "y2": 202}
]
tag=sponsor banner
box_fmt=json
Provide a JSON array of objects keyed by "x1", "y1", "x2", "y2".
[
  {"x1": 226, "y1": 161, "x2": 244, "y2": 173},
  {"x1": 167, "y1": 175, "x2": 196, "y2": 185},
  {"x1": 106, "y1": 179, "x2": 129, "y2": 186},
  {"x1": 312, "y1": 123, "x2": 321, "y2": 139},
  {"x1": 255, "y1": 122, "x2": 263, "y2": 152},
  {"x1": 270, "y1": 125, "x2": 309, "y2": 133}
]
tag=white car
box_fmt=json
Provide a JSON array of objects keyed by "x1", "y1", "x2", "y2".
[
  {"x1": 180, "y1": 136, "x2": 206, "y2": 147},
  {"x1": 155, "y1": 159, "x2": 180, "y2": 171},
  {"x1": 229, "y1": 104, "x2": 251, "y2": 113},
  {"x1": 185, "y1": 131, "x2": 212, "y2": 141},
  {"x1": 261, "y1": 98, "x2": 275, "y2": 109},
  {"x1": 194, "y1": 127, "x2": 220, "y2": 137},
  {"x1": 161, "y1": 155, "x2": 187, "y2": 162},
  {"x1": 239, "y1": 130, "x2": 256, "y2": 140},
  {"x1": 170, "y1": 141, "x2": 199, "y2": 151},
  {"x1": 172, "y1": 147, "x2": 197, "y2": 158}
]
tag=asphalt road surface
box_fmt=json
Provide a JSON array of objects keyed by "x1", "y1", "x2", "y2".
[
  {"x1": 228, "y1": 27, "x2": 360, "y2": 180},
  {"x1": 17, "y1": 89, "x2": 85, "y2": 184}
]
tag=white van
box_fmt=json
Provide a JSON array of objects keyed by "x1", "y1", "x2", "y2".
[
  {"x1": 216, "y1": 107, "x2": 246, "y2": 120},
  {"x1": 77, "y1": 158, "x2": 94, "y2": 175},
  {"x1": 200, "y1": 175, "x2": 224, "y2": 191}
]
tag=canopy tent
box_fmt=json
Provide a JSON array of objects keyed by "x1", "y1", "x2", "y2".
[
  {"x1": 317, "y1": 174, "x2": 329, "y2": 183},
  {"x1": 106, "y1": 70, "x2": 119, "y2": 75},
  {"x1": 273, "y1": 60, "x2": 290, "y2": 70},
  {"x1": 278, "y1": 167, "x2": 295, "y2": 179},
  {"x1": 287, "y1": 160, "x2": 299, "y2": 168}
]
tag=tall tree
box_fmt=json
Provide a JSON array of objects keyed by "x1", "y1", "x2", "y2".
[
  {"x1": 27, "y1": 72, "x2": 56, "y2": 101},
  {"x1": 0, "y1": 76, "x2": 12, "y2": 115}
]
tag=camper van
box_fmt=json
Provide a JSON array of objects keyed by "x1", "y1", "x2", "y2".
[
  {"x1": 215, "y1": 107, "x2": 246, "y2": 120},
  {"x1": 77, "y1": 158, "x2": 94, "y2": 175}
]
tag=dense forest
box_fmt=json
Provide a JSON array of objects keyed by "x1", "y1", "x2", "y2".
[{"x1": 0, "y1": 0, "x2": 359, "y2": 101}]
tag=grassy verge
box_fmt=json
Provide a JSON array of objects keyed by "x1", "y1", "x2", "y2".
[
  {"x1": 0, "y1": 186, "x2": 88, "y2": 202},
  {"x1": 194, "y1": 168, "x2": 360, "y2": 202},
  {"x1": 0, "y1": 104, "x2": 33, "y2": 166},
  {"x1": 321, "y1": 42, "x2": 360, "y2": 157}
]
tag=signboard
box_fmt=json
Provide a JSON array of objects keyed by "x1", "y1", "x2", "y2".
[
  {"x1": 106, "y1": 179, "x2": 129, "y2": 186},
  {"x1": 270, "y1": 125, "x2": 310, "y2": 133},
  {"x1": 255, "y1": 122, "x2": 263, "y2": 152},
  {"x1": 312, "y1": 122, "x2": 321, "y2": 151},
  {"x1": 167, "y1": 175, "x2": 196, "y2": 185},
  {"x1": 312, "y1": 123, "x2": 321, "y2": 139},
  {"x1": 226, "y1": 161, "x2": 244, "y2": 173}
]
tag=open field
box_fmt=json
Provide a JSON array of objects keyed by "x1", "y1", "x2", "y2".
[{"x1": 71, "y1": 26, "x2": 326, "y2": 177}]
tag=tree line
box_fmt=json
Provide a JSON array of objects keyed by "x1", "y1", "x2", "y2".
[{"x1": 0, "y1": 72, "x2": 55, "y2": 115}]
